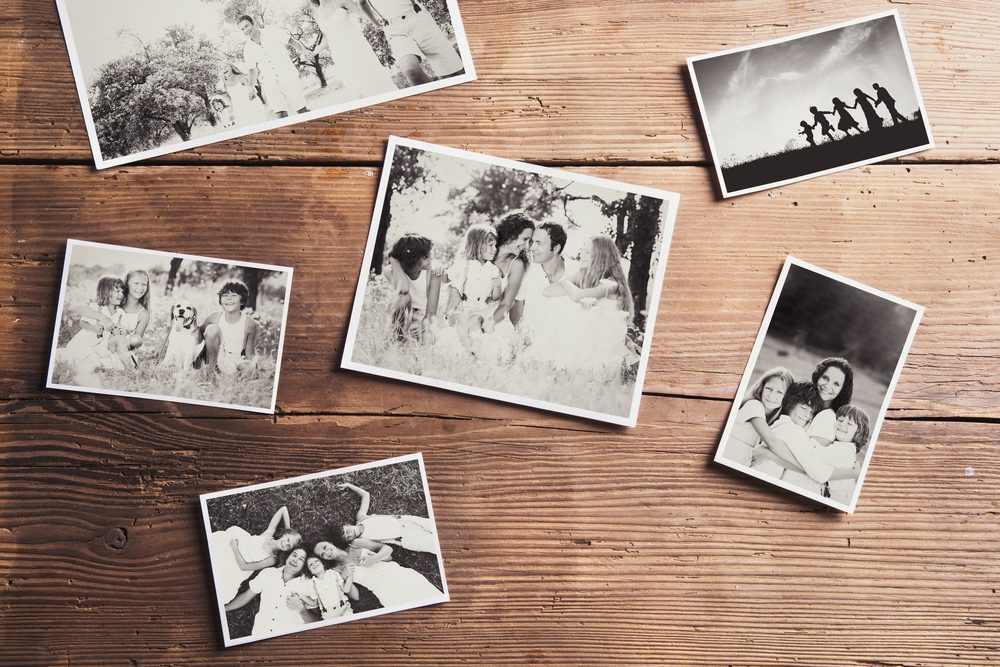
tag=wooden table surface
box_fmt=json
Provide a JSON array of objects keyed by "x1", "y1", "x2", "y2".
[{"x1": 2, "y1": 0, "x2": 998, "y2": 664}]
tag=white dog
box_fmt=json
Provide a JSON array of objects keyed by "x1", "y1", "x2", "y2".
[{"x1": 160, "y1": 303, "x2": 205, "y2": 369}]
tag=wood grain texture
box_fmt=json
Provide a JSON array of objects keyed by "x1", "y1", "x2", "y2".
[
  {"x1": 1, "y1": 405, "x2": 998, "y2": 666},
  {"x1": 3, "y1": 0, "x2": 1000, "y2": 663},
  {"x1": 1, "y1": 0, "x2": 999, "y2": 164}
]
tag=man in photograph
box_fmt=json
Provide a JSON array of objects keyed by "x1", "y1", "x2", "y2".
[
  {"x1": 357, "y1": 0, "x2": 464, "y2": 85},
  {"x1": 237, "y1": 14, "x2": 312, "y2": 119}
]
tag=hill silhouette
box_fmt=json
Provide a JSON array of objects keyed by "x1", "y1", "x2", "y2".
[{"x1": 722, "y1": 118, "x2": 930, "y2": 193}]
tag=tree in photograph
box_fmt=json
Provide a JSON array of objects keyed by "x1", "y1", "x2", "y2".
[
  {"x1": 90, "y1": 25, "x2": 224, "y2": 158},
  {"x1": 286, "y1": 5, "x2": 330, "y2": 88},
  {"x1": 165, "y1": 257, "x2": 184, "y2": 295},
  {"x1": 370, "y1": 146, "x2": 428, "y2": 274}
]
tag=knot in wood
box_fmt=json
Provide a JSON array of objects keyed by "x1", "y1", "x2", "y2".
[{"x1": 104, "y1": 527, "x2": 129, "y2": 550}]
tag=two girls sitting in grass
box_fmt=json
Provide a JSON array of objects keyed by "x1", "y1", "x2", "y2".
[{"x1": 723, "y1": 359, "x2": 871, "y2": 504}]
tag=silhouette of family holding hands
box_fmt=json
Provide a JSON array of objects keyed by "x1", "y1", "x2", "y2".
[{"x1": 799, "y1": 83, "x2": 909, "y2": 146}]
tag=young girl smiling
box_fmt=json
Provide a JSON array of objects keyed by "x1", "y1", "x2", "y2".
[
  {"x1": 722, "y1": 367, "x2": 795, "y2": 467},
  {"x1": 444, "y1": 224, "x2": 502, "y2": 341}
]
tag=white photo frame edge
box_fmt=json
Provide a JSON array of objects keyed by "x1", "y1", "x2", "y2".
[
  {"x1": 712, "y1": 255, "x2": 924, "y2": 513},
  {"x1": 340, "y1": 135, "x2": 682, "y2": 427},
  {"x1": 198, "y1": 452, "x2": 449, "y2": 648},
  {"x1": 45, "y1": 239, "x2": 294, "y2": 414},
  {"x1": 52, "y1": 0, "x2": 478, "y2": 170},
  {"x1": 686, "y1": 9, "x2": 935, "y2": 198}
]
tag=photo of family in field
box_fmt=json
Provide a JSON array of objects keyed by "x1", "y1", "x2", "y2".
[
  {"x1": 342, "y1": 139, "x2": 679, "y2": 426},
  {"x1": 688, "y1": 11, "x2": 932, "y2": 197},
  {"x1": 56, "y1": 0, "x2": 473, "y2": 167},
  {"x1": 201, "y1": 454, "x2": 446, "y2": 646},
  {"x1": 47, "y1": 240, "x2": 292, "y2": 413},
  {"x1": 715, "y1": 258, "x2": 923, "y2": 512}
]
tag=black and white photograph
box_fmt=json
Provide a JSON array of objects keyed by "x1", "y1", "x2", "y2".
[
  {"x1": 342, "y1": 137, "x2": 680, "y2": 427},
  {"x1": 714, "y1": 257, "x2": 923, "y2": 512},
  {"x1": 688, "y1": 11, "x2": 933, "y2": 198},
  {"x1": 54, "y1": 0, "x2": 475, "y2": 169},
  {"x1": 46, "y1": 239, "x2": 293, "y2": 413},
  {"x1": 200, "y1": 453, "x2": 447, "y2": 647}
]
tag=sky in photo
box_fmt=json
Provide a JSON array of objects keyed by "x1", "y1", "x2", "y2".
[{"x1": 692, "y1": 15, "x2": 923, "y2": 165}]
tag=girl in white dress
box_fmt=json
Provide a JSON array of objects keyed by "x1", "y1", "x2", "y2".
[
  {"x1": 114, "y1": 269, "x2": 151, "y2": 368},
  {"x1": 333, "y1": 482, "x2": 439, "y2": 555},
  {"x1": 310, "y1": 0, "x2": 398, "y2": 99},
  {"x1": 721, "y1": 366, "x2": 794, "y2": 467},
  {"x1": 225, "y1": 548, "x2": 309, "y2": 636},
  {"x1": 62, "y1": 276, "x2": 128, "y2": 373},
  {"x1": 444, "y1": 224, "x2": 502, "y2": 342},
  {"x1": 385, "y1": 234, "x2": 442, "y2": 341},
  {"x1": 209, "y1": 506, "x2": 302, "y2": 604},
  {"x1": 313, "y1": 538, "x2": 442, "y2": 608},
  {"x1": 546, "y1": 234, "x2": 633, "y2": 374},
  {"x1": 220, "y1": 63, "x2": 270, "y2": 127}
]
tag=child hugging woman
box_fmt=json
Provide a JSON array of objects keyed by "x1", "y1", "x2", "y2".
[
  {"x1": 722, "y1": 366, "x2": 795, "y2": 467},
  {"x1": 63, "y1": 275, "x2": 131, "y2": 373},
  {"x1": 444, "y1": 224, "x2": 502, "y2": 343},
  {"x1": 385, "y1": 233, "x2": 443, "y2": 342}
]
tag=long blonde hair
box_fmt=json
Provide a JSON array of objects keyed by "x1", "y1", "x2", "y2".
[
  {"x1": 580, "y1": 235, "x2": 633, "y2": 318},
  {"x1": 125, "y1": 269, "x2": 151, "y2": 312},
  {"x1": 743, "y1": 366, "x2": 795, "y2": 424}
]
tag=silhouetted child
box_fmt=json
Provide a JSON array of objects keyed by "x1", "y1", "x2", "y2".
[
  {"x1": 808, "y1": 106, "x2": 837, "y2": 141},
  {"x1": 798, "y1": 121, "x2": 816, "y2": 146},
  {"x1": 873, "y1": 83, "x2": 907, "y2": 125},
  {"x1": 831, "y1": 97, "x2": 861, "y2": 136}
]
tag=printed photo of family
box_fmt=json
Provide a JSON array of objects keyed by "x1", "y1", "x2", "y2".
[
  {"x1": 343, "y1": 138, "x2": 680, "y2": 426},
  {"x1": 715, "y1": 257, "x2": 923, "y2": 512},
  {"x1": 55, "y1": 0, "x2": 474, "y2": 168},
  {"x1": 47, "y1": 240, "x2": 292, "y2": 413},
  {"x1": 688, "y1": 11, "x2": 933, "y2": 197},
  {"x1": 200, "y1": 454, "x2": 447, "y2": 646}
]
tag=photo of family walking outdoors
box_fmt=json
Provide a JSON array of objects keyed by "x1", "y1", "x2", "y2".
[
  {"x1": 200, "y1": 454, "x2": 447, "y2": 646},
  {"x1": 689, "y1": 11, "x2": 932, "y2": 197},
  {"x1": 342, "y1": 138, "x2": 680, "y2": 426},
  {"x1": 715, "y1": 257, "x2": 923, "y2": 512},
  {"x1": 55, "y1": 0, "x2": 473, "y2": 168},
  {"x1": 47, "y1": 240, "x2": 292, "y2": 413}
]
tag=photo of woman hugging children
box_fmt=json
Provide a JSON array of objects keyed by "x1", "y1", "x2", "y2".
[
  {"x1": 714, "y1": 257, "x2": 923, "y2": 512},
  {"x1": 48, "y1": 240, "x2": 293, "y2": 413}
]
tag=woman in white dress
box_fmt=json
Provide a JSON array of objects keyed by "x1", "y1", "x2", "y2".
[
  {"x1": 209, "y1": 506, "x2": 302, "y2": 604},
  {"x1": 332, "y1": 482, "x2": 439, "y2": 555},
  {"x1": 220, "y1": 62, "x2": 270, "y2": 126},
  {"x1": 309, "y1": 0, "x2": 398, "y2": 99},
  {"x1": 313, "y1": 538, "x2": 442, "y2": 608},
  {"x1": 224, "y1": 548, "x2": 310, "y2": 636}
]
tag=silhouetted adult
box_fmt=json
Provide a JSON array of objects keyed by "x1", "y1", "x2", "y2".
[
  {"x1": 851, "y1": 88, "x2": 883, "y2": 130},
  {"x1": 831, "y1": 97, "x2": 861, "y2": 136},
  {"x1": 873, "y1": 83, "x2": 907, "y2": 125},
  {"x1": 809, "y1": 106, "x2": 837, "y2": 141}
]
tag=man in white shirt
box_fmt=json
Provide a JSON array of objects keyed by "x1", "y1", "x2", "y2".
[
  {"x1": 357, "y1": 0, "x2": 464, "y2": 85},
  {"x1": 237, "y1": 15, "x2": 312, "y2": 118}
]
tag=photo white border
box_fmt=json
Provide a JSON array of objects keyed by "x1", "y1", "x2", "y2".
[
  {"x1": 341, "y1": 135, "x2": 681, "y2": 427},
  {"x1": 687, "y1": 10, "x2": 934, "y2": 198},
  {"x1": 53, "y1": 0, "x2": 477, "y2": 170},
  {"x1": 46, "y1": 239, "x2": 294, "y2": 414},
  {"x1": 713, "y1": 256, "x2": 924, "y2": 513},
  {"x1": 199, "y1": 452, "x2": 448, "y2": 648}
]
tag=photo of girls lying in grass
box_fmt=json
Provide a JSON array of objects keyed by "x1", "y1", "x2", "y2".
[
  {"x1": 715, "y1": 257, "x2": 923, "y2": 512},
  {"x1": 200, "y1": 454, "x2": 447, "y2": 647},
  {"x1": 47, "y1": 240, "x2": 292, "y2": 413}
]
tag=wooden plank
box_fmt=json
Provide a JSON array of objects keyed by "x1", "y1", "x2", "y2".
[
  {"x1": 2, "y1": 164, "x2": 999, "y2": 419},
  {"x1": 1, "y1": 0, "x2": 998, "y2": 164},
  {"x1": 1, "y1": 403, "x2": 997, "y2": 665}
]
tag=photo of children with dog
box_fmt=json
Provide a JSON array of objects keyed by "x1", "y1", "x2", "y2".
[
  {"x1": 47, "y1": 240, "x2": 292, "y2": 413},
  {"x1": 200, "y1": 453, "x2": 447, "y2": 647},
  {"x1": 714, "y1": 257, "x2": 922, "y2": 512},
  {"x1": 342, "y1": 138, "x2": 679, "y2": 426}
]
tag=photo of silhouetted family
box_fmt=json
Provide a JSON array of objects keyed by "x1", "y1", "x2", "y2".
[
  {"x1": 715, "y1": 257, "x2": 923, "y2": 512},
  {"x1": 55, "y1": 0, "x2": 474, "y2": 168},
  {"x1": 342, "y1": 138, "x2": 680, "y2": 426},
  {"x1": 201, "y1": 454, "x2": 446, "y2": 646},
  {"x1": 689, "y1": 11, "x2": 933, "y2": 197},
  {"x1": 47, "y1": 240, "x2": 292, "y2": 413}
]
